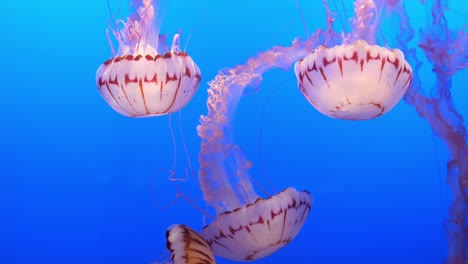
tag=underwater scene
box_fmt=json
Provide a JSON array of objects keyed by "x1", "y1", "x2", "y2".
[{"x1": 2, "y1": 0, "x2": 468, "y2": 263}]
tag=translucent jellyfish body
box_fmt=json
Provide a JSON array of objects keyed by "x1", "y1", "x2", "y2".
[
  {"x1": 96, "y1": 0, "x2": 201, "y2": 117},
  {"x1": 295, "y1": 40, "x2": 412, "y2": 120}
]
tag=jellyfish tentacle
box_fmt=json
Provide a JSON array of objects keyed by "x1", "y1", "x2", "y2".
[{"x1": 391, "y1": 0, "x2": 468, "y2": 262}]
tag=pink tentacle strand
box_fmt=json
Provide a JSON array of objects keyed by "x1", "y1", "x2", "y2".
[
  {"x1": 196, "y1": 32, "x2": 324, "y2": 215},
  {"x1": 392, "y1": 0, "x2": 468, "y2": 262}
]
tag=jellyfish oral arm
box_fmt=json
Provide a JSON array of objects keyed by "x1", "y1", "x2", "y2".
[
  {"x1": 109, "y1": 0, "x2": 160, "y2": 56},
  {"x1": 197, "y1": 75, "x2": 259, "y2": 213},
  {"x1": 196, "y1": 35, "x2": 322, "y2": 214},
  {"x1": 347, "y1": 0, "x2": 380, "y2": 44},
  {"x1": 393, "y1": 0, "x2": 468, "y2": 262},
  {"x1": 195, "y1": 29, "x2": 322, "y2": 262}
]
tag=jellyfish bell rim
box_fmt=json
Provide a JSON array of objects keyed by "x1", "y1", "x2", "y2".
[
  {"x1": 294, "y1": 39, "x2": 413, "y2": 120},
  {"x1": 96, "y1": 51, "x2": 193, "y2": 80},
  {"x1": 200, "y1": 187, "x2": 312, "y2": 261},
  {"x1": 296, "y1": 39, "x2": 408, "y2": 66}
]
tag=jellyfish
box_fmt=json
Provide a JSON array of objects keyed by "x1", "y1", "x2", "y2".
[
  {"x1": 294, "y1": 0, "x2": 413, "y2": 120},
  {"x1": 166, "y1": 224, "x2": 215, "y2": 264},
  {"x1": 96, "y1": 0, "x2": 201, "y2": 117},
  {"x1": 195, "y1": 37, "x2": 320, "y2": 261}
]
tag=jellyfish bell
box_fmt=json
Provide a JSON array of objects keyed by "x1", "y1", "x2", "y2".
[
  {"x1": 294, "y1": 39, "x2": 412, "y2": 120},
  {"x1": 200, "y1": 187, "x2": 312, "y2": 261},
  {"x1": 96, "y1": 0, "x2": 201, "y2": 118},
  {"x1": 166, "y1": 224, "x2": 216, "y2": 264},
  {"x1": 294, "y1": 0, "x2": 413, "y2": 120}
]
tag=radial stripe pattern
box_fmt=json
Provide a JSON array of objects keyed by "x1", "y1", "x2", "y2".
[
  {"x1": 295, "y1": 40, "x2": 412, "y2": 120},
  {"x1": 201, "y1": 187, "x2": 312, "y2": 261},
  {"x1": 96, "y1": 52, "x2": 201, "y2": 117},
  {"x1": 166, "y1": 224, "x2": 216, "y2": 264}
]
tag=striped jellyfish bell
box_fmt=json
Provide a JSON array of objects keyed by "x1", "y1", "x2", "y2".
[
  {"x1": 96, "y1": 34, "x2": 201, "y2": 118},
  {"x1": 96, "y1": 0, "x2": 201, "y2": 118},
  {"x1": 201, "y1": 187, "x2": 312, "y2": 261},
  {"x1": 166, "y1": 224, "x2": 216, "y2": 264},
  {"x1": 294, "y1": 40, "x2": 412, "y2": 120}
]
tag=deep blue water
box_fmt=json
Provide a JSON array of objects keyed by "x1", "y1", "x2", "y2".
[{"x1": 2, "y1": 0, "x2": 468, "y2": 263}]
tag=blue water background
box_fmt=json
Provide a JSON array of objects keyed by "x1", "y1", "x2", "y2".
[{"x1": 2, "y1": 0, "x2": 468, "y2": 263}]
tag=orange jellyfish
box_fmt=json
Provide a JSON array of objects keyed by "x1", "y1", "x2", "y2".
[
  {"x1": 294, "y1": 0, "x2": 412, "y2": 120},
  {"x1": 96, "y1": 0, "x2": 201, "y2": 117},
  {"x1": 166, "y1": 224, "x2": 215, "y2": 264}
]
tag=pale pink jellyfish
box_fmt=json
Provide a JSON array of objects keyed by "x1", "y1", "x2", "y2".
[
  {"x1": 294, "y1": 0, "x2": 413, "y2": 120},
  {"x1": 96, "y1": 0, "x2": 201, "y2": 117},
  {"x1": 166, "y1": 224, "x2": 215, "y2": 264},
  {"x1": 196, "y1": 36, "x2": 320, "y2": 261},
  {"x1": 200, "y1": 188, "x2": 311, "y2": 261}
]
